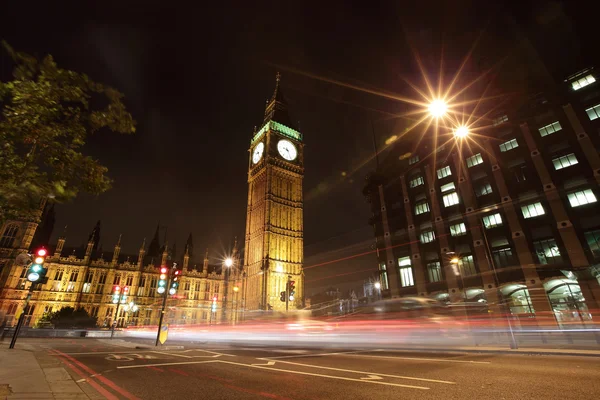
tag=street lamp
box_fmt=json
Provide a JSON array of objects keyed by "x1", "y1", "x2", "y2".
[
  {"x1": 428, "y1": 99, "x2": 448, "y2": 118},
  {"x1": 224, "y1": 258, "x2": 233, "y2": 268},
  {"x1": 453, "y1": 125, "x2": 469, "y2": 139}
]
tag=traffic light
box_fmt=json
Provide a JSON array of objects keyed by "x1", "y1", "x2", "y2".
[
  {"x1": 169, "y1": 269, "x2": 180, "y2": 295},
  {"x1": 280, "y1": 291, "x2": 286, "y2": 302},
  {"x1": 158, "y1": 266, "x2": 168, "y2": 294},
  {"x1": 212, "y1": 295, "x2": 218, "y2": 312},
  {"x1": 121, "y1": 286, "x2": 129, "y2": 303},
  {"x1": 27, "y1": 248, "x2": 48, "y2": 283},
  {"x1": 288, "y1": 280, "x2": 296, "y2": 301},
  {"x1": 112, "y1": 285, "x2": 121, "y2": 304}
]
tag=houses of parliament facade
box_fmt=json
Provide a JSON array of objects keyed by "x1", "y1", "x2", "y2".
[{"x1": 0, "y1": 75, "x2": 304, "y2": 327}]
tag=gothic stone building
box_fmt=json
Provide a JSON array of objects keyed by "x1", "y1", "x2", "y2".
[{"x1": 0, "y1": 219, "x2": 241, "y2": 328}]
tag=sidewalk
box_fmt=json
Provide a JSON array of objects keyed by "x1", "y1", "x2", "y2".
[{"x1": 0, "y1": 343, "x2": 91, "y2": 400}]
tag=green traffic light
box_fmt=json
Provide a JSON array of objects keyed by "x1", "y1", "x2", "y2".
[{"x1": 31, "y1": 264, "x2": 42, "y2": 272}]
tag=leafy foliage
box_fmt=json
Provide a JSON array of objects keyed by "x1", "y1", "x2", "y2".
[
  {"x1": 37, "y1": 306, "x2": 98, "y2": 329},
  {"x1": 0, "y1": 42, "x2": 136, "y2": 221}
]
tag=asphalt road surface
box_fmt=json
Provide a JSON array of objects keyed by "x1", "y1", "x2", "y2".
[{"x1": 23, "y1": 338, "x2": 600, "y2": 400}]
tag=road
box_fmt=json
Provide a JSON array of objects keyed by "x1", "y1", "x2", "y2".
[{"x1": 22, "y1": 338, "x2": 600, "y2": 400}]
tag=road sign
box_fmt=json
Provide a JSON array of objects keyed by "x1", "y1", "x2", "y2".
[{"x1": 159, "y1": 324, "x2": 169, "y2": 344}]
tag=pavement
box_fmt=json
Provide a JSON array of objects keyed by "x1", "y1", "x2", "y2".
[{"x1": 1, "y1": 337, "x2": 600, "y2": 399}]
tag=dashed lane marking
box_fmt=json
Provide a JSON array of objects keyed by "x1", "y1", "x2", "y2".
[{"x1": 117, "y1": 360, "x2": 219, "y2": 369}]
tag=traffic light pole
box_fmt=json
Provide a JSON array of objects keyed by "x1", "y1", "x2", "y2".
[
  {"x1": 9, "y1": 284, "x2": 35, "y2": 349},
  {"x1": 155, "y1": 275, "x2": 170, "y2": 347},
  {"x1": 110, "y1": 298, "x2": 122, "y2": 339},
  {"x1": 285, "y1": 275, "x2": 290, "y2": 312}
]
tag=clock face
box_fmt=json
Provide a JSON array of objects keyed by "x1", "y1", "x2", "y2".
[
  {"x1": 277, "y1": 139, "x2": 297, "y2": 161},
  {"x1": 252, "y1": 142, "x2": 264, "y2": 164}
]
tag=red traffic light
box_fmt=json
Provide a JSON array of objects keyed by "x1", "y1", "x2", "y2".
[
  {"x1": 160, "y1": 267, "x2": 168, "y2": 274},
  {"x1": 36, "y1": 248, "x2": 47, "y2": 257},
  {"x1": 213, "y1": 296, "x2": 218, "y2": 301},
  {"x1": 114, "y1": 285, "x2": 121, "y2": 292},
  {"x1": 123, "y1": 287, "x2": 130, "y2": 293}
]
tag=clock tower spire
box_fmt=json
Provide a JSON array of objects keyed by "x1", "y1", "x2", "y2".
[{"x1": 244, "y1": 73, "x2": 304, "y2": 311}]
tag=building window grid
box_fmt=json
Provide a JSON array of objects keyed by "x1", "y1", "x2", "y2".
[
  {"x1": 586, "y1": 104, "x2": 600, "y2": 121},
  {"x1": 443, "y1": 192, "x2": 460, "y2": 207},
  {"x1": 483, "y1": 213, "x2": 503, "y2": 229},
  {"x1": 533, "y1": 239, "x2": 562, "y2": 265},
  {"x1": 0, "y1": 224, "x2": 19, "y2": 248},
  {"x1": 475, "y1": 181, "x2": 493, "y2": 197},
  {"x1": 409, "y1": 176, "x2": 424, "y2": 188},
  {"x1": 521, "y1": 202, "x2": 545, "y2": 219},
  {"x1": 584, "y1": 230, "x2": 600, "y2": 259},
  {"x1": 538, "y1": 121, "x2": 562, "y2": 137},
  {"x1": 437, "y1": 166, "x2": 452, "y2": 179},
  {"x1": 572, "y1": 74, "x2": 596, "y2": 90},
  {"x1": 458, "y1": 255, "x2": 477, "y2": 277},
  {"x1": 414, "y1": 201, "x2": 430, "y2": 215},
  {"x1": 568, "y1": 189, "x2": 597, "y2": 207},
  {"x1": 420, "y1": 230, "x2": 435, "y2": 244},
  {"x1": 427, "y1": 261, "x2": 443, "y2": 283},
  {"x1": 408, "y1": 155, "x2": 420, "y2": 165},
  {"x1": 493, "y1": 115, "x2": 509, "y2": 126},
  {"x1": 499, "y1": 138, "x2": 519, "y2": 152},
  {"x1": 552, "y1": 153, "x2": 578, "y2": 170},
  {"x1": 450, "y1": 222, "x2": 467, "y2": 236},
  {"x1": 492, "y1": 247, "x2": 516, "y2": 268},
  {"x1": 466, "y1": 153, "x2": 483, "y2": 167},
  {"x1": 399, "y1": 267, "x2": 415, "y2": 287}
]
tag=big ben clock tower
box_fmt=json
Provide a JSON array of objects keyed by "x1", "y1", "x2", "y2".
[{"x1": 244, "y1": 73, "x2": 304, "y2": 311}]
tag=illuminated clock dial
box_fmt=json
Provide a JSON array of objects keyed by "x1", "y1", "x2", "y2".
[
  {"x1": 277, "y1": 139, "x2": 297, "y2": 161},
  {"x1": 252, "y1": 142, "x2": 264, "y2": 164}
]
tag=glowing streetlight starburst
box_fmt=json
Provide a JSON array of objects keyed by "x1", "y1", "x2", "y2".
[
  {"x1": 428, "y1": 99, "x2": 448, "y2": 118},
  {"x1": 454, "y1": 126, "x2": 469, "y2": 138}
]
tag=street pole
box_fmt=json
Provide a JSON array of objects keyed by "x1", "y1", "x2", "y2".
[
  {"x1": 285, "y1": 275, "x2": 291, "y2": 312},
  {"x1": 480, "y1": 217, "x2": 518, "y2": 349},
  {"x1": 110, "y1": 298, "x2": 122, "y2": 339},
  {"x1": 155, "y1": 288, "x2": 168, "y2": 346},
  {"x1": 9, "y1": 284, "x2": 35, "y2": 349}
]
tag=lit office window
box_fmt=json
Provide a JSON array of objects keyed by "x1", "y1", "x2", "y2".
[
  {"x1": 492, "y1": 247, "x2": 517, "y2": 267},
  {"x1": 475, "y1": 181, "x2": 493, "y2": 197},
  {"x1": 458, "y1": 255, "x2": 477, "y2": 276},
  {"x1": 450, "y1": 222, "x2": 467, "y2": 236},
  {"x1": 409, "y1": 155, "x2": 420, "y2": 165},
  {"x1": 440, "y1": 182, "x2": 455, "y2": 192},
  {"x1": 586, "y1": 104, "x2": 600, "y2": 121},
  {"x1": 427, "y1": 261, "x2": 442, "y2": 283},
  {"x1": 572, "y1": 74, "x2": 596, "y2": 90},
  {"x1": 552, "y1": 153, "x2": 578, "y2": 170},
  {"x1": 410, "y1": 176, "x2": 424, "y2": 188},
  {"x1": 521, "y1": 202, "x2": 545, "y2": 218},
  {"x1": 533, "y1": 239, "x2": 562, "y2": 264},
  {"x1": 538, "y1": 121, "x2": 562, "y2": 137},
  {"x1": 466, "y1": 153, "x2": 483, "y2": 167},
  {"x1": 437, "y1": 166, "x2": 452, "y2": 179},
  {"x1": 443, "y1": 192, "x2": 459, "y2": 207},
  {"x1": 499, "y1": 138, "x2": 519, "y2": 152},
  {"x1": 399, "y1": 267, "x2": 415, "y2": 287},
  {"x1": 420, "y1": 230, "x2": 435, "y2": 243},
  {"x1": 568, "y1": 189, "x2": 597, "y2": 207},
  {"x1": 379, "y1": 263, "x2": 389, "y2": 290},
  {"x1": 493, "y1": 114, "x2": 508, "y2": 126},
  {"x1": 483, "y1": 213, "x2": 503, "y2": 229},
  {"x1": 584, "y1": 230, "x2": 600, "y2": 259},
  {"x1": 414, "y1": 201, "x2": 430, "y2": 215}
]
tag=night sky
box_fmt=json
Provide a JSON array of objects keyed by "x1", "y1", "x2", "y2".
[{"x1": 3, "y1": 1, "x2": 599, "y2": 295}]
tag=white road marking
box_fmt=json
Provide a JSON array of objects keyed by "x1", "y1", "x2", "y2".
[
  {"x1": 264, "y1": 350, "x2": 359, "y2": 359},
  {"x1": 259, "y1": 359, "x2": 455, "y2": 384},
  {"x1": 345, "y1": 353, "x2": 491, "y2": 364},
  {"x1": 117, "y1": 360, "x2": 218, "y2": 369},
  {"x1": 76, "y1": 379, "x2": 87, "y2": 383},
  {"x1": 252, "y1": 361, "x2": 276, "y2": 366},
  {"x1": 361, "y1": 375, "x2": 382, "y2": 380},
  {"x1": 151, "y1": 351, "x2": 223, "y2": 359},
  {"x1": 216, "y1": 360, "x2": 429, "y2": 390},
  {"x1": 181, "y1": 349, "x2": 236, "y2": 357},
  {"x1": 62, "y1": 351, "x2": 158, "y2": 355}
]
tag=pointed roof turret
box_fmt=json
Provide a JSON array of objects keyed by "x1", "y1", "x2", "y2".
[
  {"x1": 184, "y1": 233, "x2": 194, "y2": 259},
  {"x1": 147, "y1": 224, "x2": 161, "y2": 258},
  {"x1": 262, "y1": 72, "x2": 297, "y2": 130},
  {"x1": 87, "y1": 220, "x2": 101, "y2": 253}
]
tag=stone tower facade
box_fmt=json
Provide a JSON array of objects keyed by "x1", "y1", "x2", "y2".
[{"x1": 244, "y1": 74, "x2": 304, "y2": 311}]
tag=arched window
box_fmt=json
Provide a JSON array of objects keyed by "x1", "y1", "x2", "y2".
[{"x1": 0, "y1": 224, "x2": 19, "y2": 248}]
